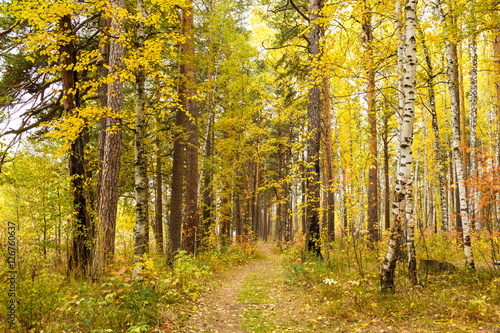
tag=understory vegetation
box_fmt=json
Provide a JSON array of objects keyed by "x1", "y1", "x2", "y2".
[
  {"x1": 0, "y1": 242, "x2": 259, "y2": 332},
  {"x1": 280, "y1": 232, "x2": 500, "y2": 331}
]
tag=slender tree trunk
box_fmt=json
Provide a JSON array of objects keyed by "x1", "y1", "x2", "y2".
[
  {"x1": 155, "y1": 139, "x2": 163, "y2": 254},
  {"x1": 437, "y1": 0, "x2": 475, "y2": 268},
  {"x1": 383, "y1": 116, "x2": 390, "y2": 230},
  {"x1": 362, "y1": 1, "x2": 379, "y2": 245},
  {"x1": 322, "y1": 78, "x2": 335, "y2": 242},
  {"x1": 494, "y1": 32, "x2": 500, "y2": 168},
  {"x1": 253, "y1": 145, "x2": 261, "y2": 238},
  {"x1": 305, "y1": 0, "x2": 323, "y2": 257},
  {"x1": 93, "y1": 0, "x2": 125, "y2": 277},
  {"x1": 419, "y1": 26, "x2": 449, "y2": 232},
  {"x1": 380, "y1": 0, "x2": 418, "y2": 292},
  {"x1": 469, "y1": 30, "x2": 479, "y2": 229},
  {"x1": 201, "y1": 111, "x2": 213, "y2": 241}
]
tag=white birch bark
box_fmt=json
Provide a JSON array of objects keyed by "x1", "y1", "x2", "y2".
[
  {"x1": 469, "y1": 32, "x2": 479, "y2": 229},
  {"x1": 381, "y1": 0, "x2": 419, "y2": 292},
  {"x1": 396, "y1": 0, "x2": 405, "y2": 128},
  {"x1": 133, "y1": 0, "x2": 147, "y2": 277},
  {"x1": 437, "y1": 0, "x2": 475, "y2": 268},
  {"x1": 419, "y1": 27, "x2": 449, "y2": 232}
]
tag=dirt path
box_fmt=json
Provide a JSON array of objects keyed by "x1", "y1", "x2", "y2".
[
  {"x1": 183, "y1": 242, "x2": 279, "y2": 332},
  {"x1": 182, "y1": 242, "x2": 331, "y2": 333}
]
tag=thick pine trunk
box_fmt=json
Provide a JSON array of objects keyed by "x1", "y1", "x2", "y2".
[
  {"x1": 380, "y1": 0, "x2": 419, "y2": 292},
  {"x1": 305, "y1": 0, "x2": 323, "y2": 257},
  {"x1": 181, "y1": 0, "x2": 199, "y2": 254},
  {"x1": 93, "y1": 0, "x2": 125, "y2": 277},
  {"x1": 60, "y1": 15, "x2": 91, "y2": 274},
  {"x1": 437, "y1": 0, "x2": 475, "y2": 268},
  {"x1": 133, "y1": 0, "x2": 148, "y2": 276}
]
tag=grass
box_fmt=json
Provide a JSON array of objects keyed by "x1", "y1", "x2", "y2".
[
  {"x1": 280, "y1": 231, "x2": 500, "y2": 332},
  {"x1": 238, "y1": 272, "x2": 276, "y2": 333},
  {"x1": 0, "y1": 242, "x2": 261, "y2": 332}
]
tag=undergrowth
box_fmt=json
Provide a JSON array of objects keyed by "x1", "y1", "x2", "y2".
[
  {"x1": 0, "y1": 241, "x2": 259, "y2": 332},
  {"x1": 281, "y1": 231, "x2": 500, "y2": 331}
]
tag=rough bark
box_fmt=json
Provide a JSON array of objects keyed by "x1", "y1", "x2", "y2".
[
  {"x1": 305, "y1": 0, "x2": 323, "y2": 257},
  {"x1": 380, "y1": 0, "x2": 419, "y2": 292},
  {"x1": 60, "y1": 15, "x2": 91, "y2": 274},
  {"x1": 383, "y1": 115, "x2": 390, "y2": 230},
  {"x1": 322, "y1": 78, "x2": 335, "y2": 243},
  {"x1": 96, "y1": 15, "x2": 110, "y2": 220},
  {"x1": 181, "y1": 0, "x2": 199, "y2": 254},
  {"x1": 93, "y1": 0, "x2": 125, "y2": 277},
  {"x1": 437, "y1": 0, "x2": 475, "y2": 269},
  {"x1": 155, "y1": 140, "x2": 163, "y2": 254},
  {"x1": 362, "y1": 2, "x2": 379, "y2": 245}
]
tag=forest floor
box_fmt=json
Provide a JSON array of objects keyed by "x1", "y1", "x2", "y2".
[
  {"x1": 172, "y1": 241, "x2": 500, "y2": 333},
  {"x1": 181, "y1": 241, "x2": 334, "y2": 332}
]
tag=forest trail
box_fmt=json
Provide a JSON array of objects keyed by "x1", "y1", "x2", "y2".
[{"x1": 183, "y1": 242, "x2": 331, "y2": 332}]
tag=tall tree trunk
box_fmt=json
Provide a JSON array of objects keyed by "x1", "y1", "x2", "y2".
[
  {"x1": 437, "y1": 0, "x2": 475, "y2": 268},
  {"x1": 469, "y1": 29, "x2": 479, "y2": 229},
  {"x1": 181, "y1": 0, "x2": 199, "y2": 254},
  {"x1": 383, "y1": 115, "x2": 390, "y2": 230},
  {"x1": 201, "y1": 110, "x2": 213, "y2": 241},
  {"x1": 96, "y1": 15, "x2": 110, "y2": 248},
  {"x1": 362, "y1": 1, "x2": 379, "y2": 245},
  {"x1": 133, "y1": 0, "x2": 148, "y2": 276},
  {"x1": 155, "y1": 139, "x2": 163, "y2": 254},
  {"x1": 419, "y1": 25, "x2": 449, "y2": 232},
  {"x1": 93, "y1": 0, "x2": 125, "y2": 277},
  {"x1": 380, "y1": 0, "x2": 418, "y2": 292},
  {"x1": 322, "y1": 78, "x2": 335, "y2": 242},
  {"x1": 305, "y1": 0, "x2": 323, "y2": 257},
  {"x1": 494, "y1": 32, "x2": 500, "y2": 167},
  {"x1": 235, "y1": 181, "x2": 242, "y2": 243},
  {"x1": 451, "y1": 40, "x2": 463, "y2": 236},
  {"x1": 60, "y1": 15, "x2": 91, "y2": 274},
  {"x1": 253, "y1": 144, "x2": 261, "y2": 238}
]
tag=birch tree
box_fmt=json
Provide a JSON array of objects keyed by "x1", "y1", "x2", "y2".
[
  {"x1": 133, "y1": 0, "x2": 147, "y2": 275},
  {"x1": 419, "y1": 25, "x2": 449, "y2": 232},
  {"x1": 436, "y1": 0, "x2": 475, "y2": 269},
  {"x1": 380, "y1": 0, "x2": 419, "y2": 292}
]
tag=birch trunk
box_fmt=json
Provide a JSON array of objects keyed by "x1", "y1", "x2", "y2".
[
  {"x1": 133, "y1": 0, "x2": 147, "y2": 276},
  {"x1": 419, "y1": 25, "x2": 449, "y2": 232},
  {"x1": 380, "y1": 0, "x2": 418, "y2": 292},
  {"x1": 469, "y1": 31, "x2": 479, "y2": 229},
  {"x1": 437, "y1": 0, "x2": 475, "y2": 268}
]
